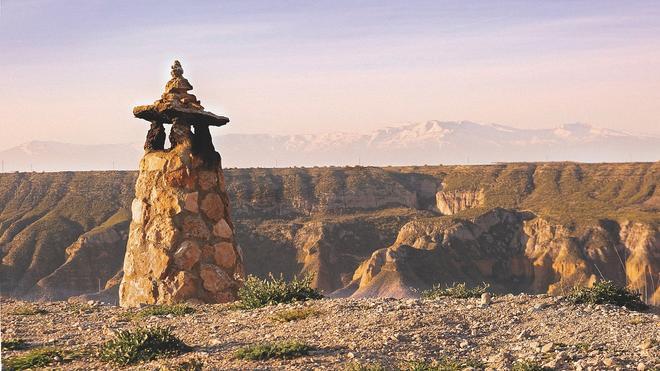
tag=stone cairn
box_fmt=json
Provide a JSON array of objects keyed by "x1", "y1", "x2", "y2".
[{"x1": 119, "y1": 61, "x2": 244, "y2": 307}]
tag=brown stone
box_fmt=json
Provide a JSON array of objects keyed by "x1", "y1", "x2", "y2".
[
  {"x1": 209, "y1": 291, "x2": 234, "y2": 303},
  {"x1": 132, "y1": 61, "x2": 229, "y2": 127},
  {"x1": 200, "y1": 264, "x2": 231, "y2": 293},
  {"x1": 169, "y1": 271, "x2": 197, "y2": 301},
  {"x1": 212, "y1": 219, "x2": 233, "y2": 239},
  {"x1": 174, "y1": 241, "x2": 201, "y2": 271},
  {"x1": 183, "y1": 192, "x2": 199, "y2": 213},
  {"x1": 168, "y1": 154, "x2": 185, "y2": 172},
  {"x1": 201, "y1": 193, "x2": 225, "y2": 221},
  {"x1": 198, "y1": 170, "x2": 218, "y2": 191},
  {"x1": 165, "y1": 168, "x2": 195, "y2": 190},
  {"x1": 213, "y1": 242, "x2": 236, "y2": 269},
  {"x1": 182, "y1": 215, "x2": 210, "y2": 240}
]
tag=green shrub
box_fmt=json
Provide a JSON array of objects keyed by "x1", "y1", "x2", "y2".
[
  {"x1": 10, "y1": 304, "x2": 47, "y2": 315},
  {"x1": 270, "y1": 307, "x2": 321, "y2": 322},
  {"x1": 4, "y1": 348, "x2": 64, "y2": 370},
  {"x1": 567, "y1": 280, "x2": 648, "y2": 311},
  {"x1": 237, "y1": 274, "x2": 323, "y2": 309},
  {"x1": 234, "y1": 341, "x2": 311, "y2": 360},
  {"x1": 404, "y1": 357, "x2": 485, "y2": 371},
  {"x1": 421, "y1": 282, "x2": 490, "y2": 299},
  {"x1": 345, "y1": 361, "x2": 388, "y2": 371},
  {"x1": 100, "y1": 327, "x2": 189, "y2": 366},
  {"x1": 1, "y1": 338, "x2": 28, "y2": 351},
  {"x1": 511, "y1": 360, "x2": 553, "y2": 371},
  {"x1": 67, "y1": 302, "x2": 99, "y2": 314}
]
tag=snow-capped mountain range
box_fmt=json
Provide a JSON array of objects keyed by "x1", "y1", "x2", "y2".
[{"x1": 1, "y1": 121, "x2": 657, "y2": 172}]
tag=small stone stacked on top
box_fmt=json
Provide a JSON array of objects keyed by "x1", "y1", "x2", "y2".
[{"x1": 119, "y1": 61, "x2": 244, "y2": 307}]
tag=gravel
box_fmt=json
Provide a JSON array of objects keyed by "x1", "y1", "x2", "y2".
[{"x1": 1, "y1": 295, "x2": 658, "y2": 370}]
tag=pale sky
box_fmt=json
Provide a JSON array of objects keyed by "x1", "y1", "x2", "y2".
[{"x1": 1, "y1": 0, "x2": 659, "y2": 150}]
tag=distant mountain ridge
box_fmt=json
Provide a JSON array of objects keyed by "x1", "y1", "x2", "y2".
[{"x1": 1, "y1": 121, "x2": 658, "y2": 171}]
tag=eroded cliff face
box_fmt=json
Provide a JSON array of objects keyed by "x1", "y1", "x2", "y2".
[
  {"x1": 435, "y1": 188, "x2": 485, "y2": 215},
  {"x1": 620, "y1": 221, "x2": 660, "y2": 304},
  {"x1": 340, "y1": 209, "x2": 659, "y2": 304},
  {"x1": 225, "y1": 167, "x2": 427, "y2": 218},
  {"x1": 0, "y1": 172, "x2": 136, "y2": 299},
  {"x1": 1, "y1": 162, "x2": 657, "y2": 304},
  {"x1": 234, "y1": 209, "x2": 424, "y2": 295},
  {"x1": 33, "y1": 211, "x2": 129, "y2": 301}
]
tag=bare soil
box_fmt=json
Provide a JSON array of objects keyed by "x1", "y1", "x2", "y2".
[{"x1": 1, "y1": 295, "x2": 658, "y2": 370}]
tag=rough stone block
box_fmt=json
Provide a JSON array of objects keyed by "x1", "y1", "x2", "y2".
[
  {"x1": 200, "y1": 263, "x2": 231, "y2": 293},
  {"x1": 174, "y1": 240, "x2": 201, "y2": 271},
  {"x1": 212, "y1": 219, "x2": 232, "y2": 239},
  {"x1": 183, "y1": 192, "x2": 199, "y2": 213},
  {"x1": 201, "y1": 193, "x2": 225, "y2": 221},
  {"x1": 198, "y1": 170, "x2": 218, "y2": 191},
  {"x1": 213, "y1": 242, "x2": 236, "y2": 269}
]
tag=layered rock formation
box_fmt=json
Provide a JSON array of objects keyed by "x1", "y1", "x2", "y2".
[
  {"x1": 1, "y1": 162, "x2": 657, "y2": 305},
  {"x1": 338, "y1": 208, "x2": 659, "y2": 304},
  {"x1": 118, "y1": 62, "x2": 243, "y2": 307},
  {"x1": 435, "y1": 188, "x2": 485, "y2": 215}
]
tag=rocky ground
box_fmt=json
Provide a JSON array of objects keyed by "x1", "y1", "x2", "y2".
[{"x1": 1, "y1": 295, "x2": 658, "y2": 370}]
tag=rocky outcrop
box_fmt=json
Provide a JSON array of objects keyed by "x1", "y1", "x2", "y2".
[
  {"x1": 620, "y1": 221, "x2": 660, "y2": 304},
  {"x1": 338, "y1": 208, "x2": 536, "y2": 298},
  {"x1": 435, "y1": 188, "x2": 485, "y2": 215},
  {"x1": 339, "y1": 208, "x2": 659, "y2": 305}
]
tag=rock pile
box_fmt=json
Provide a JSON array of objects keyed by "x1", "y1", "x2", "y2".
[{"x1": 119, "y1": 61, "x2": 243, "y2": 307}]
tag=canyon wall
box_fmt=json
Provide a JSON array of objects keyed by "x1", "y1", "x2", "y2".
[{"x1": 0, "y1": 162, "x2": 657, "y2": 304}]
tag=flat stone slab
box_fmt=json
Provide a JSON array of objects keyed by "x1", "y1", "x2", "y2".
[{"x1": 134, "y1": 104, "x2": 229, "y2": 126}]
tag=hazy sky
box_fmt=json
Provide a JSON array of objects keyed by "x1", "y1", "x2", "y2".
[{"x1": 1, "y1": 0, "x2": 659, "y2": 149}]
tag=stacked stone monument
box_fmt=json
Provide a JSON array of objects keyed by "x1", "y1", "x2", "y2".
[{"x1": 119, "y1": 61, "x2": 244, "y2": 307}]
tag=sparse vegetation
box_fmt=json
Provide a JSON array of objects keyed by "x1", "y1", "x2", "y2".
[
  {"x1": 511, "y1": 360, "x2": 553, "y2": 371},
  {"x1": 567, "y1": 280, "x2": 648, "y2": 311},
  {"x1": 1, "y1": 338, "x2": 28, "y2": 351},
  {"x1": 236, "y1": 274, "x2": 323, "y2": 309},
  {"x1": 270, "y1": 307, "x2": 321, "y2": 322},
  {"x1": 157, "y1": 358, "x2": 204, "y2": 371},
  {"x1": 3, "y1": 348, "x2": 65, "y2": 370},
  {"x1": 421, "y1": 282, "x2": 490, "y2": 299},
  {"x1": 100, "y1": 327, "x2": 189, "y2": 366},
  {"x1": 404, "y1": 357, "x2": 485, "y2": 371},
  {"x1": 10, "y1": 304, "x2": 47, "y2": 315},
  {"x1": 234, "y1": 340, "x2": 311, "y2": 360},
  {"x1": 66, "y1": 302, "x2": 98, "y2": 313},
  {"x1": 345, "y1": 361, "x2": 388, "y2": 371}
]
